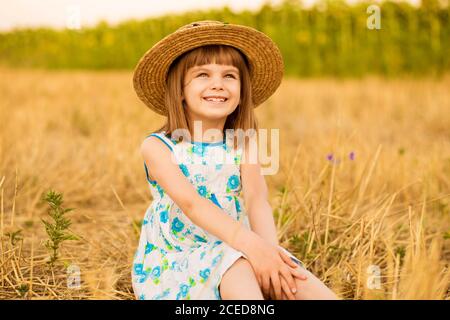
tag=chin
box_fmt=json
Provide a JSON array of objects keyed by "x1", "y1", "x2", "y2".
[
  {"x1": 203, "y1": 111, "x2": 229, "y2": 120},
  {"x1": 201, "y1": 106, "x2": 232, "y2": 115}
]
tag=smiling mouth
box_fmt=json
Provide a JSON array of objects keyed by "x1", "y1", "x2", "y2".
[{"x1": 203, "y1": 97, "x2": 228, "y2": 103}]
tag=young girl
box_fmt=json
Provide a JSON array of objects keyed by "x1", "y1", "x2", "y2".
[{"x1": 131, "y1": 20, "x2": 338, "y2": 300}]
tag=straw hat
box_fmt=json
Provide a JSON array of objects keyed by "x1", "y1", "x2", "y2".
[{"x1": 133, "y1": 20, "x2": 284, "y2": 116}]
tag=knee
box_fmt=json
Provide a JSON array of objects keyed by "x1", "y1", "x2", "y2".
[
  {"x1": 293, "y1": 267, "x2": 339, "y2": 300},
  {"x1": 234, "y1": 257, "x2": 252, "y2": 269},
  {"x1": 220, "y1": 257, "x2": 264, "y2": 300}
]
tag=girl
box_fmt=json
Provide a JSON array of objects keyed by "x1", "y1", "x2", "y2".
[{"x1": 131, "y1": 20, "x2": 338, "y2": 300}]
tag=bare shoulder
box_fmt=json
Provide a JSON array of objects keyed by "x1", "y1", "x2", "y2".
[
  {"x1": 140, "y1": 135, "x2": 170, "y2": 157},
  {"x1": 139, "y1": 134, "x2": 198, "y2": 212}
]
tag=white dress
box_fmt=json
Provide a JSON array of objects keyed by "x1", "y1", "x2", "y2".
[{"x1": 131, "y1": 131, "x2": 304, "y2": 300}]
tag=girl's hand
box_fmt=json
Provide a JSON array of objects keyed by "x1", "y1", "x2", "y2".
[
  {"x1": 240, "y1": 231, "x2": 307, "y2": 300},
  {"x1": 264, "y1": 267, "x2": 305, "y2": 300},
  {"x1": 263, "y1": 249, "x2": 307, "y2": 300}
]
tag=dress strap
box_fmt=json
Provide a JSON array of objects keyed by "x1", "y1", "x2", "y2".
[
  {"x1": 144, "y1": 131, "x2": 176, "y2": 152},
  {"x1": 142, "y1": 131, "x2": 176, "y2": 184}
]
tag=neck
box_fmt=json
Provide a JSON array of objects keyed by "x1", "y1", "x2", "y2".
[{"x1": 188, "y1": 117, "x2": 226, "y2": 143}]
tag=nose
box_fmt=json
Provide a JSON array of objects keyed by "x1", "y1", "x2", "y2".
[{"x1": 210, "y1": 75, "x2": 224, "y2": 90}]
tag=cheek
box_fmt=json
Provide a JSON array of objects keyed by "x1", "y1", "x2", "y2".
[
  {"x1": 230, "y1": 85, "x2": 241, "y2": 99},
  {"x1": 185, "y1": 88, "x2": 202, "y2": 101}
]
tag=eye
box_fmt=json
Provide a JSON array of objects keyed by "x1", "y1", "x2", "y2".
[{"x1": 196, "y1": 72, "x2": 237, "y2": 79}]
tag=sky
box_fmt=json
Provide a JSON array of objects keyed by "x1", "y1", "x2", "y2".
[{"x1": 0, "y1": 0, "x2": 422, "y2": 31}]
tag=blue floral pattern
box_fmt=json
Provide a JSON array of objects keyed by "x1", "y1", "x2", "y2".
[
  {"x1": 227, "y1": 175, "x2": 240, "y2": 190},
  {"x1": 132, "y1": 131, "x2": 304, "y2": 300},
  {"x1": 179, "y1": 164, "x2": 190, "y2": 177}
]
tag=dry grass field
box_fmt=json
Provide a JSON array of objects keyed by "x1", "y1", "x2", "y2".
[{"x1": 0, "y1": 68, "x2": 449, "y2": 299}]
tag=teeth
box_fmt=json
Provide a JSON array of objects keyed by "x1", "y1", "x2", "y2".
[{"x1": 204, "y1": 97, "x2": 226, "y2": 102}]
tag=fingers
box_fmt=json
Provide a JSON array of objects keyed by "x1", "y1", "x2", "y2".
[
  {"x1": 279, "y1": 249, "x2": 299, "y2": 269},
  {"x1": 262, "y1": 287, "x2": 270, "y2": 300},
  {"x1": 256, "y1": 275, "x2": 263, "y2": 294},
  {"x1": 278, "y1": 249, "x2": 308, "y2": 281},
  {"x1": 257, "y1": 275, "x2": 267, "y2": 298},
  {"x1": 262, "y1": 275, "x2": 271, "y2": 298},
  {"x1": 280, "y1": 276, "x2": 296, "y2": 300},
  {"x1": 269, "y1": 283, "x2": 275, "y2": 300},
  {"x1": 289, "y1": 265, "x2": 307, "y2": 280},
  {"x1": 279, "y1": 266, "x2": 298, "y2": 296},
  {"x1": 271, "y1": 272, "x2": 282, "y2": 300},
  {"x1": 267, "y1": 276, "x2": 296, "y2": 300},
  {"x1": 258, "y1": 277, "x2": 270, "y2": 300}
]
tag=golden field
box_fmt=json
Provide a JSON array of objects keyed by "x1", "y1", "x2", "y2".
[{"x1": 0, "y1": 68, "x2": 449, "y2": 299}]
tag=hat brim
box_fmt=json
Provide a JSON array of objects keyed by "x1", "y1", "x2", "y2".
[{"x1": 133, "y1": 23, "x2": 284, "y2": 116}]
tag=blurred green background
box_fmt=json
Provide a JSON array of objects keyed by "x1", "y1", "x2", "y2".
[{"x1": 0, "y1": 0, "x2": 448, "y2": 77}]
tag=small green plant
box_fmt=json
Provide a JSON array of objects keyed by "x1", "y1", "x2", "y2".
[
  {"x1": 24, "y1": 220, "x2": 34, "y2": 228},
  {"x1": 5, "y1": 229, "x2": 23, "y2": 246},
  {"x1": 443, "y1": 230, "x2": 450, "y2": 240},
  {"x1": 17, "y1": 283, "x2": 29, "y2": 298},
  {"x1": 41, "y1": 190, "x2": 79, "y2": 267}
]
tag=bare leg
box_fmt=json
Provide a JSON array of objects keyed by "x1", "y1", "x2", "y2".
[{"x1": 219, "y1": 257, "x2": 264, "y2": 300}]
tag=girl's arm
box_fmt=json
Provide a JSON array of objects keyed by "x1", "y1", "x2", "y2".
[
  {"x1": 141, "y1": 136, "x2": 302, "y2": 300},
  {"x1": 240, "y1": 140, "x2": 279, "y2": 246},
  {"x1": 240, "y1": 139, "x2": 306, "y2": 299},
  {"x1": 141, "y1": 136, "x2": 254, "y2": 254}
]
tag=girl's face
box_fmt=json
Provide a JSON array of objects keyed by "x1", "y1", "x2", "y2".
[{"x1": 182, "y1": 63, "x2": 240, "y2": 123}]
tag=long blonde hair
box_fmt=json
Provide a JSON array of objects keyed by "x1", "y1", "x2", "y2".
[{"x1": 154, "y1": 45, "x2": 258, "y2": 147}]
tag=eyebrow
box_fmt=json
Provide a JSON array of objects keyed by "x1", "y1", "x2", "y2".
[{"x1": 191, "y1": 67, "x2": 239, "y2": 74}]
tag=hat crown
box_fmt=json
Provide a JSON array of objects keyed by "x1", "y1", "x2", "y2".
[{"x1": 177, "y1": 20, "x2": 227, "y2": 32}]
